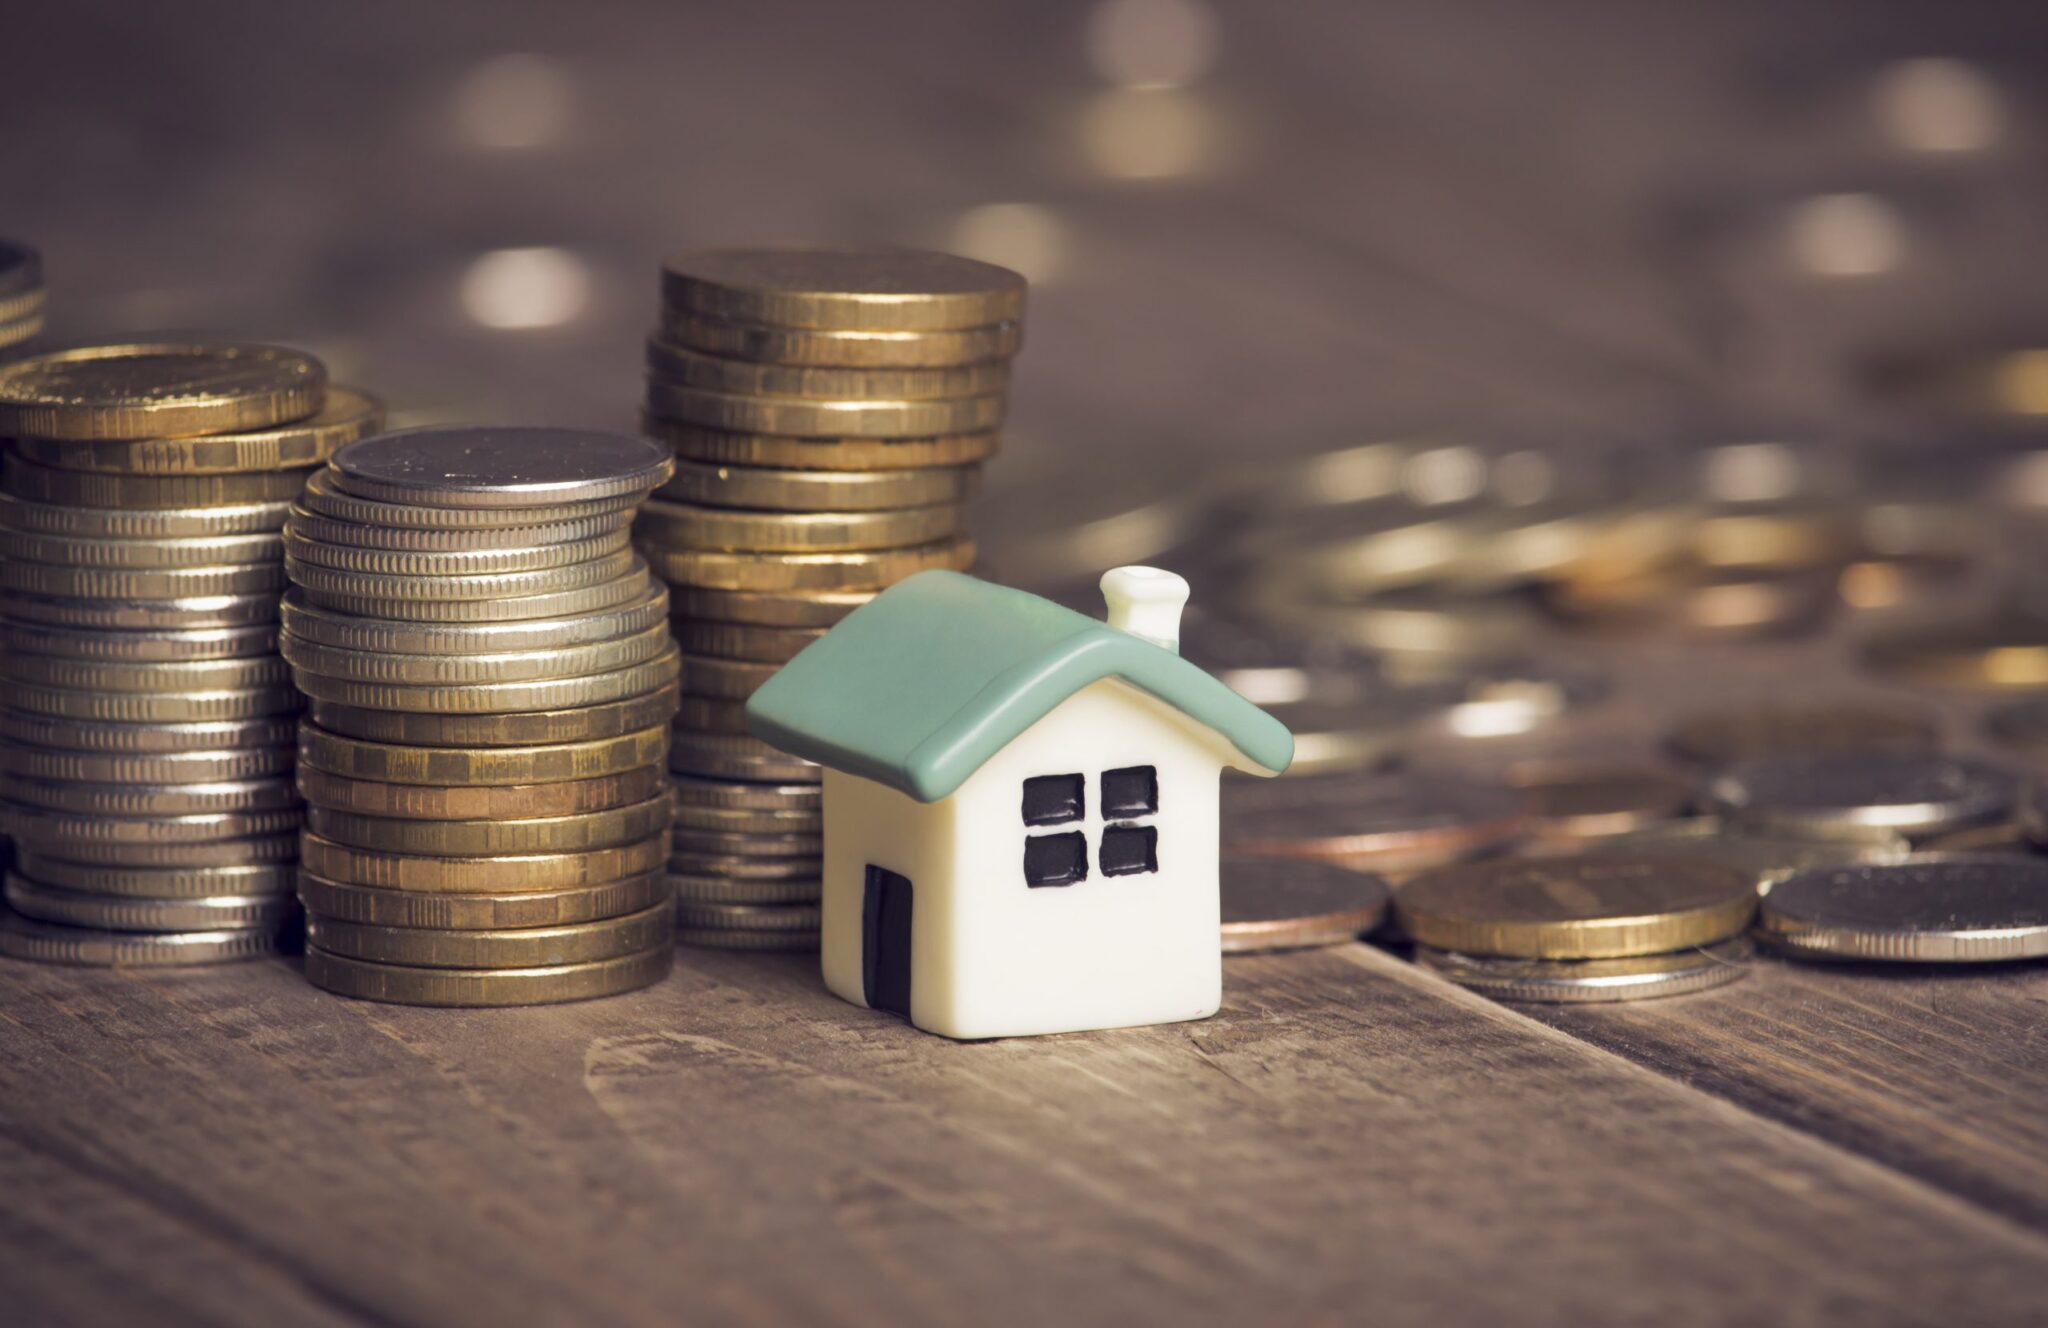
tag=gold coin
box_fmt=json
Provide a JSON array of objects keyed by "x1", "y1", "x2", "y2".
[
  {"x1": 671, "y1": 801, "x2": 819, "y2": 835},
  {"x1": 3, "y1": 453, "x2": 313, "y2": 509},
  {"x1": 666, "y1": 850, "x2": 819, "y2": 881},
  {"x1": 4, "y1": 828, "x2": 299, "y2": 868},
  {"x1": 0, "y1": 590, "x2": 280, "y2": 632},
  {"x1": 282, "y1": 525, "x2": 628, "y2": 578},
  {"x1": 0, "y1": 527, "x2": 283, "y2": 569},
  {"x1": 669, "y1": 873, "x2": 821, "y2": 905},
  {"x1": 660, "y1": 248, "x2": 1024, "y2": 331},
  {"x1": 281, "y1": 621, "x2": 672, "y2": 686},
  {"x1": 297, "y1": 723, "x2": 667, "y2": 787},
  {"x1": 11, "y1": 385, "x2": 381, "y2": 474},
  {"x1": 4, "y1": 801, "x2": 303, "y2": 846},
  {"x1": 1666, "y1": 702, "x2": 1940, "y2": 765},
  {"x1": 327, "y1": 427, "x2": 672, "y2": 510},
  {"x1": 646, "y1": 338, "x2": 1010, "y2": 400},
  {"x1": 1691, "y1": 504, "x2": 1857, "y2": 574},
  {"x1": 674, "y1": 899, "x2": 822, "y2": 931},
  {"x1": 291, "y1": 562, "x2": 654, "y2": 624},
  {"x1": 646, "y1": 537, "x2": 973, "y2": 592},
  {"x1": 5, "y1": 874, "x2": 299, "y2": 932},
  {"x1": 637, "y1": 498, "x2": 965, "y2": 553},
  {"x1": 0, "y1": 493, "x2": 292, "y2": 539},
  {"x1": 671, "y1": 620, "x2": 823, "y2": 664},
  {"x1": 670, "y1": 827, "x2": 822, "y2": 857},
  {"x1": 0, "y1": 743, "x2": 293, "y2": 785},
  {"x1": 306, "y1": 794, "x2": 671, "y2": 856},
  {"x1": 658, "y1": 458, "x2": 979, "y2": 513},
  {"x1": 13, "y1": 851, "x2": 292, "y2": 899},
  {"x1": 1394, "y1": 856, "x2": 1757, "y2": 959},
  {"x1": 668, "y1": 729, "x2": 817, "y2": 782},
  {"x1": 0, "y1": 652, "x2": 288, "y2": 693},
  {"x1": 0, "y1": 314, "x2": 42, "y2": 352},
  {"x1": 676, "y1": 926, "x2": 817, "y2": 951},
  {"x1": 1862, "y1": 618, "x2": 2048, "y2": 691},
  {"x1": 0, "y1": 559, "x2": 287, "y2": 600},
  {"x1": 668, "y1": 584, "x2": 870, "y2": 628},
  {"x1": 292, "y1": 645, "x2": 681, "y2": 715},
  {"x1": 0, "y1": 710, "x2": 295, "y2": 755},
  {"x1": 286, "y1": 544, "x2": 634, "y2": 602},
  {"x1": 304, "y1": 943, "x2": 672, "y2": 1006},
  {"x1": 308, "y1": 683, "x2": 679, "y2": 748},
  {"x1": 307, "y1": 899, "x2": 673, "y2": 969},
  {"x1": 0, "y1": 908, "x2": 291, "y2": 966},
  {"x1": 1, "y1": 620, "x2": 276, "y2": 663},
  {"x1": 299, "y1": 832, "x2": 669, "y2": 893},
  {"x1": 645, "y1": 418, "x2": 1001, "y2": 471},
  {"x1": 0, "y1": 342, "x2": 326, "y2": 441},
  {"x1": 646, "y1": 382, "x2": 1005, "y2": 439},
  {"x1": 661, "y1": 309, "x2": 1021, "y2": 368},
  {"x1": 670, "y1": 773, "x2": 819, "y2": 812},
  {"x1": 676, "y1": 652, "x2": 778, "y2": 700},
  {"x1": 298, "y1": 466, "x2": 643, "y2": 529},
  {"x1": 278, "y1": 581, "x2": 666, "y2": 655},
  {"x1": 298, "y1": 870, "x2": 671, "y2": 929},
  {"x1": 674, "y1": 694, "x2": 751, "y2": 733},
  {"x1": 6, "y1": 680, "x2": 300, "y2": 724},
  {"x1": 0, "y1": 774, "x2": 297, "y2": 817},
  {"x1": 297, "y1": 765, "x2": 664, "y2": 820},
  {"x1": 284, "y1": 503, "x2": 630, "y2": 552}
]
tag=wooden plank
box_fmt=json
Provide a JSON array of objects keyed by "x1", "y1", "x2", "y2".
[
  {"x1": 1, "y1": 946, "x2": 2043, "y2": 1326},
  {"x1": 1521, "y1": 950, "x2": 2048, "y2": 1232}
]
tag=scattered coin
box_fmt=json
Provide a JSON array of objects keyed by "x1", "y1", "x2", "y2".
[
  {"x1": 1415, "y1": 937, "x2": 1754, "y2": 1003},
  {"x1": 1862, "y1": 617, "x2": 2048, "y2": 691},
  {"x1": 1703, "y1": 752, "x2": 2019, "y2": 839},
  {"x1": 1221, "y1": 771, "x2": 1528, "y2": 875},
  {"x1": 1219, "y1": 857, "x2": 1391, "y2": 953},
  {"x1": 1395, "y1": 855, "x2": 1757, "y2": 959},
  {"x1": 1507, "y1": 764, "x2": 1697, "y2": 840},
  {"x1": 1759, "y1": 858, "x2": 2048, "y2": 962},
  {"x1": 1665, "y1": 701, "x2": 1940, "y2": 765}
]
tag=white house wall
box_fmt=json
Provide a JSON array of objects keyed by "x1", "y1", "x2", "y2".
[{"x1": 819, "y1": 768, "x2": 949, "y2": 1013}]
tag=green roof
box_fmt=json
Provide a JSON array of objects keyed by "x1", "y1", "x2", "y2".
[{"x1": 745, "y1": 571, "x2": 1294, "y2": 802}]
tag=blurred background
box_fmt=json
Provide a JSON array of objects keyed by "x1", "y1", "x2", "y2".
[{"x1": 10, "y1": 0, "x2": 2048, "y2": 738}]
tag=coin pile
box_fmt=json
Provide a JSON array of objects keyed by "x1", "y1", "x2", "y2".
[
  {"x1": 1397, "y1": 856, "x2": 1759, "y2": 1003},
  {"x1": 0, "y1": 341, "x2": 378, "y2": 965},
  {"x1": 281, "y1": 426, "x2": 683, "y2": 1005},
  {"x1": 637, "y1": 248, "x2": 1025, "y2": 950},
  {"x1": 0, "y1": 240, "x2": 44, "y2": 350}
]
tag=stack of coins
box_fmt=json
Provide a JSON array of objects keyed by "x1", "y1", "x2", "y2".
[
  {"x1": 282, "y1": 426, "x2": 683, "y2": 1005},
  {"x1": 0, "y1": 240, "x2": 44, "y2": 350},
  {"x1": 637, "y1": 248, "x2": 1025, "y2": 950},
  {"x1": 0, "y1": 342, "x2": 379, "y2": 966}
]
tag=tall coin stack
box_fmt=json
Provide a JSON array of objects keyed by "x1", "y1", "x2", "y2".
[
  {"x1": 636, "y1": 249, "x2": 1025, "y2": 951},
  {"x1": 0, "y1": 240, "x2": 45, "y2": 350},
  {"x1": 0, "y1": 342, "x2": 380, "y2": 966},
  {"x1": 282, "y1": 426, "x2": 683, "y2": 1006}
]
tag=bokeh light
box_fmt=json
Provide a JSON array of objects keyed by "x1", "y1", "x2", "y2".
[{"x1": 459, "y1": 247, "x2": 591, "y2": 329}]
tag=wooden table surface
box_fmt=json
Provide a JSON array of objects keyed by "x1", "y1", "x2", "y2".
[{"x1": 5, "y1": 2, "x2": 2048, "y2": 1323}]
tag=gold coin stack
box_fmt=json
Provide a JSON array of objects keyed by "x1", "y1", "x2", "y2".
[
  {"x1": 282, "y1": 426, "x2": 684, "y2": 1006},
  {"x1": 0, "y1": 342, "x2": 379, "y2": 965},
  {"x1": 637, "y1": 248, "x2": 1025, "y2": 950},
  {"x1": 0, "y1": 240, "x2": 44, "y2": 350}
]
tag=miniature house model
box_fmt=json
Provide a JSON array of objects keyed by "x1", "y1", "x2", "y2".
[{"x1": 746, "y1": 567, "x2": 1294, "y2": 1040}]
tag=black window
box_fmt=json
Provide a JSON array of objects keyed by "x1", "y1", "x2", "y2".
[
  {"x1": 1024, "y1": 832, "x2": 1089, "y2": 887},
  {"x1": 1021, "y1": 773, "x2": 1085, "y2": 826},
  {"x1": 1101, "y1": 766, "x2": 1158, "y2": 818},
  {"x1": 1100, "y1": 824, "x2": 1159, "y2": 877}
]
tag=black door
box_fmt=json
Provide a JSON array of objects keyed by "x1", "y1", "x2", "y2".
[{"x1": 862, "y1": 864, "x2": 913, "y2": 1019}]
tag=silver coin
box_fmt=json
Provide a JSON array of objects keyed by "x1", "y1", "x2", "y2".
[
  {"x1": 0, "y1": 710, "x2": 298, "y2": 755},
  {"x1": 0, "y1": 590, "x2": 280, "y2": 631},
  {"x1": 0, "y1": 620, "x2": 278, "y2": 662},
  {"x1": 668, "y1": 873, "x2": 822, "y2": 904},
  {"x1": 1547, "y1": 817, "x2": 1912, "y2": 893},
  {"x1": 0, "y1": 904, "x2": 292, "y2": 966},
  {"x1": 4, "y1": 874, "x2": 300, "y2": 933},
  {"x1": 329, "y1": 426, "x2": 672, "y2": 509},
  {"x1": 1220, "y1": 857, "x2": 1391, "y2": 953},
  {"x1": 1704, "y1": 753, "x2": 2019, "y2": 839},
  {"x1": 1415, "y1": 937, "x2": 1755, "y2": 1002},
  {"x1": 673, "y1": 899, "x2": 822, "y2": 932},
  {"x1": 1759, "y1": 857, "x2": 2048, "y2": 962},
  {"x1": 13, "y1": 851, "x2": 295, "y2": 899}
]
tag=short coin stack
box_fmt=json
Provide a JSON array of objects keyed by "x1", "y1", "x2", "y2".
[
  {"x1": 282, "y1": 426, "x2": 683, "y2": 1005},
  {"x1": 0, "y1": 341, "x2": 380, "y2": 965},
  {"x1": 0, "y1": 240, "x2": 44, "y2": 350},
  {"x1": 637, "y1": 248, "x2": 1025, "y2": 950}
]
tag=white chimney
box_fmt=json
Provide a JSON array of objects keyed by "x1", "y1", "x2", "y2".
[{"x1": 1100, "y1": 565, "x2": 1189, "y2": 653}]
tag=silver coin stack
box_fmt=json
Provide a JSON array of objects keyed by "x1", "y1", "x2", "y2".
[
  {"x1": 279, "y1": 426, "x2": 684, "y2": 1006},
  {"x1": 0, "y1": 342, "x2": 381, "y2": 966}
]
